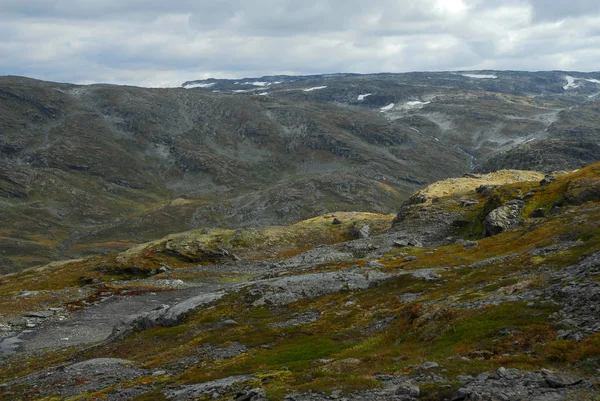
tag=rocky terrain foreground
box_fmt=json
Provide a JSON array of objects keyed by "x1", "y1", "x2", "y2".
[{"x1": 1, "y1": 162, "x2": 599, "y2": 400}]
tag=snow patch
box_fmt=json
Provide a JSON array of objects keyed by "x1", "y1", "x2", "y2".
[
  {"x1": 380, "y1": 103, "x2": 395, "y2": 112},
  {"x1": 242, "y1": 81, "x2": 270, "y2": 87},
  {"x1": 405, "y1": 101, "x2": 431, "y2": 107},
  {"x1": 258, "y1": 92, "x2": 269, "y2": 96},
  {"x1": 303, "y1": 86, "x2": 327, "y2": 92},
  {"x1": 184, "y1": 82, "x2": 215, "y2": 89},
  {"x1": 358, "y1": 93, "x2": 372, "y2": 101},
  {"x1": 461, "y1": 73, "x2": 498, "y2": 79},
  {"x1": 563, "y1": 76, "x2": 579, "y2": 90},
  {"x1": 563, "y1": 76, "x2": 600, "y2": 90}
]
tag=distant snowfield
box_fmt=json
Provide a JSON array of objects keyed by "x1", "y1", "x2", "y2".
[
  {"x1": 184, "y1": 82, "x2": 215, "y2": 89},
  {"x1": 242, "y1": 81, "x2": 269, "y2": 87},
  {"x1": 303, "y1": 86, "x2": 327, "y2": 92},
  {"x1": 461, "y1": 73, "x2": 498, "y2": 79},
  {"x1": 564, "y1": 76, "x2": 578, "y2": 90},
  {"x1": 405, "y1": 101, "x2": 430, "y2": 107},
  {"x1": 562, "y1": 76, "x2": 600, "y2": 90},
  {"x1": 380, "y1": 103, "x2": 395, "y2": 112},
  {"x1": 358, "y1": 93, "x2": 372, "y2": 101},
  {"x1": 399, "y1": 100, "x2": 431, "y2": 111}
]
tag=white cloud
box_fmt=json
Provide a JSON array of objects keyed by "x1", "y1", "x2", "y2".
[{"x1": 0, "y1": 0, "x2": 598, "y2": 87}]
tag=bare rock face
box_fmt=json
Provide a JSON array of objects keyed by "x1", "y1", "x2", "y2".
[
  {"x1": 248, "y1": 269, "x2": 390, "y2": 307},
  {"x1": 484, "y1": 203, "x2": 523, "y2": 236},
  {"x1": 454, "y1": 368, "x2": 587, "y2": 401}
]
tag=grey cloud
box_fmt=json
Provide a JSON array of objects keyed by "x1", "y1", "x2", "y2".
[
  {"x1": 530, "y1": 0, "x2": 600, "y2": 21},
  {"x1": 0, "y1": 0, "x2": 599, "y2": 86}
]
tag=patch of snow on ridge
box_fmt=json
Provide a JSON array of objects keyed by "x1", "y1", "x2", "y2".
[
  {"x1": 380, "y1": 103, "x2": 395, "y2": 112},
  {"x1": 242, "y1": 81, "x2": 270, "y2": 87},
  {"x1": 563, "y1": 76, "x2": 600, "y2": 90},
  {"x1": 406, "y1": 101, "x2": 430, "y2": 107},
  {"x1": 358, "y1": 93, "x2": 372, "y2": 101},
  {"x1": 563, "y1": 76, "x2": 579, "y2": 90},
  {"x1": 461, "y1": 74, "x2": 498, "y2": 79},
  {"x1": 258, "y1": 92, "x2": 268, "y2": 96},
  {"x1": 303, "y1": 86, "x2": 327, "y2": 92},
  {"x1": 184, "y1": 82, "x2": 215, "y2": 89}
]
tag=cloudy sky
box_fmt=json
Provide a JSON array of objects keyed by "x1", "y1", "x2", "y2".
[{"x1": 1, "y1": 0, "x2": 599, "y2": 87}]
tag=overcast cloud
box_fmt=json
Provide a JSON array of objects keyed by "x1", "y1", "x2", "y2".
[{"x1": 0, "y1": 0, "x2": 599, "y2": 87}]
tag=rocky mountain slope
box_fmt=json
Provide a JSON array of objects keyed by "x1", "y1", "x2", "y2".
[
  {"x1": 2, "y1": 70, "x2": 600, "y2": 273},
  {"x1": 1, "y1": 161, "x2": 599, "y2": 400}
]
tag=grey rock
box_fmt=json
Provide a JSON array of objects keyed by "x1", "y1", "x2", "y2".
[
  {"x1": 217, "y1": 319, "x2": 239, "y2": 327},
  {"x1": 454, "y1": 367, "x2": 587, "y2": 401},
  {"x1": 357, "y1": 225, "x2": 371, "y2": 239},
  {"x1": 420, "y1": 361, "x2": 439, "y2": 369},
  {"x1": 8, "y1": 318, "x2": 27, "y2": 326},
  {"x1": 24, "y1": 311, "x2": 55, "y2": 319},
  {"x1": 167, "y1": 375, "x2": 255, "y2": 401},
  {"x1": 463, "y1": 241, "x2": 478, "y2": 249},
  {"x1": 484, "y1": 204, "x2": 523, "y2": 236},
  {"x1": 236, "y1": 388, "x2": 267, "y2": 401},
  {"x1": 394, "y1": 383, "x2": 420, "y2": 399},
  {"x1": 109, "y1": 291, "x2": 225, "y2": 341},
  {"x1": 408, "y1": 269, "x2": 441, "y2": 281},
  {"x1": 160, "y1": 291, "x2": 225, "y2": 327},
  {"x1": 543, "y1": 371, "x2": 583, "y2": 388},
  {"x1": 251, "y1": 269, "x2": 390, "y2": 306},
  {"x1": 366, "y1": 260, "x2": 386, "y2": 269},
  {"x1": 66, "y1": 358, "x2": 133, "y2": 370},
  {"x1": 403, "y1": 256, "x2": 418, "y2": 262}
]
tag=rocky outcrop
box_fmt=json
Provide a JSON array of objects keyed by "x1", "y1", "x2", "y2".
[
  {"x1": 453, "y1": 367, "x2": 588, "y2": 401},
  {"x1": 166, "y1": 375, "x2": 255, "y2": 401},
  {"x1": 484, "y1": 201, "x2": 523, "y2": 236},
  {"x1": 248, "y1": 268, "x2": 390, "y2": 306},
  {"x1": 108, "y1": 291, "x2": 225, "y2": 341}
]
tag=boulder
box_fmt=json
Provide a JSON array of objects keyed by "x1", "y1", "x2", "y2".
[
  {"x1": 235, "y1": 388, "x2": 267, "y2": 401},
  {"x1": 420, "y1": 361, "x2": 439, "y2": 370},
  {"x1": 357, "y1": 225, "x2": 371, "y2": 239},
  {"x1": 463, "y1": 241, "x2": 478, "y2": 249},
  {"x1": 394, "y1": 383, "x2": 420, "y2": 399},
  {"x1": 541, "y1": 369, "x2": 583, "y2": 388},
  {"x1": 484, "y1": 204, "x2": 522, "y2": 236}
]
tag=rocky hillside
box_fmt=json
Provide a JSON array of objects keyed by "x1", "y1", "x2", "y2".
[
  {"x1": 1, "y1": 161, "x2": 599, "y2": 400},
  {"x1": 1, "y1": 70, "x2": 599, "y2": 273}
]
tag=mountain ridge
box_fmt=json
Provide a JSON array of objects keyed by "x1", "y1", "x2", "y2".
[{"x1": 1, "y1": 71, "x2": 599, "y2": 273}]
